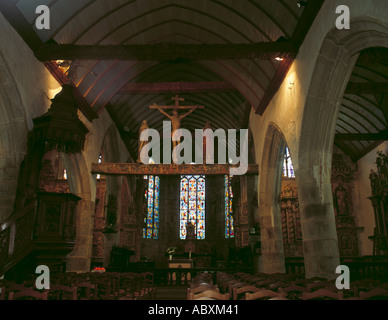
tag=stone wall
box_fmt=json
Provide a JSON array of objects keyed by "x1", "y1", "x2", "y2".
[{"x1": 250, "y1": 0, "x2": 388, "y2": 278}]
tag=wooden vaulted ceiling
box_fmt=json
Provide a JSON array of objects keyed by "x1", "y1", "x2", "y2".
[
  {"x1": 335, "y1": 48, "x2": 388, "y2": 161},
  {"x1": 1, "y1": 0, "x2": 330, "y2": 161}
]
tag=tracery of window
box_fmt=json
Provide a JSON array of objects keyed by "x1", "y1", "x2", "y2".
[
  {"x1": 180, "y1": 175, "x2": 205, "y2": 239},
  {"x1": 143, "y1": 175, "x2": 160, "y2": 239},
  {"x1": 225, "y1": 175, "x2": 235, "y2": 238},
  {"x1": 283, "y1": 147, "x2": 295, "y2": 178}
]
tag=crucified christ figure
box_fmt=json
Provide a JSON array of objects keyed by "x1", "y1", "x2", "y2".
[{"x1": 150, "y1": 95, "x2": 204, "y2": 150}]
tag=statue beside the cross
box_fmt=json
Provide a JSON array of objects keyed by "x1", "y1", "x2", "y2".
[{"x1": 150, "y1": 95, "x2": 204, "y2": 150}]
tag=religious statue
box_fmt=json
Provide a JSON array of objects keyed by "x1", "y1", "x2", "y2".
[
  {"x1": 376, "y1": 151, "x2": 388, "y2": 186},
  {"x1": 150, "y1": 95, "x2": 203, "y2": 151},
  {"x1": 334, "y1": 184, "x2": 349, "y2": 216},
  {"x1": 105, "y1": 194, "x2": 117, "y2": 232},
  {"x1": 186, "y1": 222, "x2": 196, "y2": 240},
  {"x1": 370, "y1": 169, "x2": 380, "y2": 195},
  {"x1": 153, "y1": 106, "x2": 196, "y2": 149},
  {"x1": 137, "y1": 120, "x2": 149, "y2": 163}
]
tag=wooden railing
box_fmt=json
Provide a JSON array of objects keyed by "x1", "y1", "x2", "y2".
[
  {"x1": 285, "y1": 256, "x2": 388, "y2": 281},
  {"x1": 0, "y1": 192, "x2": 80, "y2": 278},
  {"x1": 0, "y1": 200, "x2": 37, "y2": 276},
  {"x1": 118, "y1": 267, "x2": 255, "y2": 286}
]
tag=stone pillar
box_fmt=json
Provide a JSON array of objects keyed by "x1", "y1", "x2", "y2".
[
  {"x1": 259, "y1": 203, "x2": 286, "y2": 274},
  {"x1": 258, "y1": 126, "x2": 286, "y2": 274},
  {"x1": 66, "y1": 199, "x2": 95, "y2": 272},
  {"x1": 298, "y1": 167, "x2": 340, "y2": 280}
]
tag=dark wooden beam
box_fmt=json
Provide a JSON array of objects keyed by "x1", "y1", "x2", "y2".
[
  {"x1": 118, "y1": 81, "x2": 237, "y2": 94},
  {"x1": 335, "y1": 130, "x2": 388, "y2": 141},
  {"x1": 291, "y1": 1, "x2": 326, "y2": 47},
  {"x1": 91, "y1": 163, "x2": 259, "y2": 175},
  {"x1": 254, "y1": 0, "x2": 325, "y2": 115},
  {"x1": 0, "y1": 2, "x2": 98, "y2": 122},
  {"x1": 357, "y1": 48, "x2": 388, "y2": 65},
  {"x1": 34, "y1": 42, "x2": 297, "y2": 62},
  {"x1": 345, "y1": 82, "x2": 388, "y2": 94},
  {"x1": 381, "y1": 93, "x2": 388, "y2": 124},
  {"x1": 255, "y1": 57, "x2": 294, "y2": 115},
  {"x1": 44, "y1": 61, "x2": 98, "y2": 122}
]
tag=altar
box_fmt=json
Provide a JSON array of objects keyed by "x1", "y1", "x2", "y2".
[{"x1": 168, "y1": 258, "x2": 193, "y2": 282}]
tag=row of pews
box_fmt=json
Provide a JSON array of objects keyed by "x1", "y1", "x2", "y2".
[
  {"x1": 2, "y1": 270, "x2": 388, "y2": 300},
  {"x1": 187, "y1": 271, "x2": 388, "y2": 300},
  {"x1": 0, "y1": 271, "x2": 155, "y2": 300}
]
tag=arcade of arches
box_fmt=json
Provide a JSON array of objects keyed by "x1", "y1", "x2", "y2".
[{"x1": 0, "y1": 0, "x2": 388, "y2": 292}]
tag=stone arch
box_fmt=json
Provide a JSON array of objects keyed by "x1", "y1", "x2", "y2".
[
  {"x1": 258, "y1": 123, "x2": 287, "y2": 273},
  {"x1": 297, "y1": 17, "x2": 388, "y2": 279},
  {"x1": 99, "y1": 124, "x2": 122, "y2": 266},
  {"x1": 0, "y1": 51, "x2": 29, "y2": 222}
]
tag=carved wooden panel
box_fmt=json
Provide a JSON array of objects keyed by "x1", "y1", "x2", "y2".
[
  {"x1": 91, "y1": 163, "x2": 259, "y2": 175},
  {"x1": 368, "y1": 151, "x2": 388, "y2": 255},
  {"x1": 92, "y1": 232, "x2": 104, "y2": 258},
  {"x1": 14, "y1": 212, "x2": 34, "y2": 253},
  {"x1": 241, "y1": 227, "x2": 249, "y2": 246},
  {"x1": 240, "y1": 202, "x2": 248, "y2": 225},
  {"x1": 92, "y1": 180, "x2": 106, "y2": 260},
  {"x1": 281, "y1": 183, "x2": 303, "y2": 257},
  {"x1": 44, "y1": 203, "x2": 61, "y2": 234}
]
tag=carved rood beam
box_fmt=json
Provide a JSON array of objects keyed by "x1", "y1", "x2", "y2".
[
  {"x1": 34, "y1": 42, "x2": 297, "y2": 62},
  {"x1": 91, "y1": 163, "x2": 259, "y2": 175}
]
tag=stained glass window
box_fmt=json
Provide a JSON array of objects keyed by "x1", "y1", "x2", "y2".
[
  {"x1": 225, "y1": 175, "x2": 234, "y2": 238},
  {"x1": 180, "y1": 175, "x2": 205, "y2": 239},
  {"x1": 283, "y1": 147, "x2": 295, "y2": 178},
  {"x1": 143, "y1": 175, "x2": 160, "y2": 239}
]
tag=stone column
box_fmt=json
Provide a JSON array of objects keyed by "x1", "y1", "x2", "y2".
[
  {"x1": 66, "y1": 199, "x2": 95, "y2": 272},
  {"x1": 297, "y1": 167, "x2": 340, "y2": 280},
  {"x1": 259, "y1": 127, "x2": 286, "y2": 274}
]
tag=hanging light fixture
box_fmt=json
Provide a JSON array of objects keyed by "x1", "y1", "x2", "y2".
[{"x1": 29, "y1": 85, "x2": 89, "y2": 154}]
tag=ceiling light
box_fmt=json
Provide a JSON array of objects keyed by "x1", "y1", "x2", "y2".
[
  {"x1": 275, "y1": 57, "x2": 284, "y2": 61},
  {"x1": 297, "y1": 1, "x2": 308, "y2": 7}
]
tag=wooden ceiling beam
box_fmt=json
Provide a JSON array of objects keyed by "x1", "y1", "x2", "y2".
[
  {"x1": 335, "y1": 130, "x2": 388, "y2": 141},
  {"x1": 254, "y1": 0, "x2": 325, "y2": 115},
  {"x1": 345, "y1": 82, "x2": 388, "y2": 94},
  {"x1": 0, "y1": 1, "x2": 98, "y2": 122},
  {"x1": 117, "y1": 81, "x2": 237, "y2": 94},
  {"x1": 357, "y1": 48, "x2": 388, "y2": 65},
  {"x1": 34, "y1": 42, "x2": 297, "y2": 61}
]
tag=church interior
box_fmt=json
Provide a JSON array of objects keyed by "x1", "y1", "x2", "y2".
[{"x1": 0, "y1": 0, "x2": 388, "y2": 301}]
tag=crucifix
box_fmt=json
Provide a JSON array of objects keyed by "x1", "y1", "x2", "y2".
[{"x1": 149, "y1": 95, "x2": 204, "y2": 149}]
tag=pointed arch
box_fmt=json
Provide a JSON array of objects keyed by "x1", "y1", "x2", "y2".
[
  {"x1": 258, "y1": 123, "x2": 286, "y2": 273},
  {"x1": 297, "y1": 17, "x2": 388, "y2": 279}
]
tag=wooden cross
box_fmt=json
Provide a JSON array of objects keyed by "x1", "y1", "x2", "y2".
[{"x1": 149, "y1": 95, "x2": 204, "y2": 110}]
